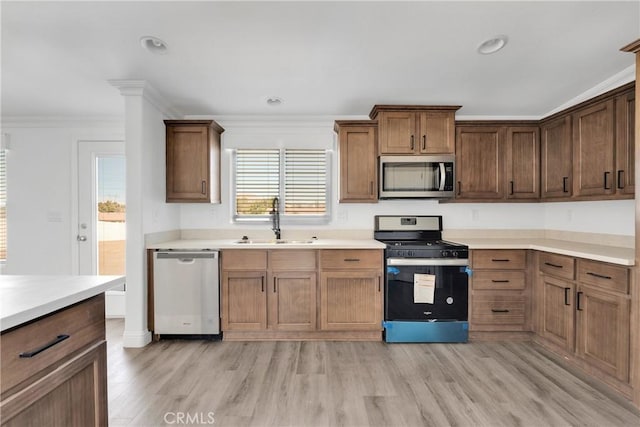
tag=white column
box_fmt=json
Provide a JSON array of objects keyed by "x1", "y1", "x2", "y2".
[{"x1": 109, "y1": 80, "x2": 179, "y2": 347}]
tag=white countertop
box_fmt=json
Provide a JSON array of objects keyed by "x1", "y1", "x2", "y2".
[
  {"x1": 0, "y1": 275, "x2": 125, "y2": 332},
  {"x1": 147, "y1": 239, "x2": 386, "y2": 250},
  {"x1": 450, "y1": 237, "x2": 635, "y2": 266}
]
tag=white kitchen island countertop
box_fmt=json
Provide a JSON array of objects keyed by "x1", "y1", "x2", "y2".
[
  {"x1": 449, "y1": 237, "x2": 635, "y2": 266},
  {"x1": 0, "y1": 275, "x2": 125, "y2": 332},
  {"x1": 147, "y1": 238, "x2": 386, "y2": 250}
]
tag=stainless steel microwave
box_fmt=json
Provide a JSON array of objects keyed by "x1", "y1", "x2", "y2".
[{"x1": 379, "y1": 155, "x2": 455, "y2": 199}]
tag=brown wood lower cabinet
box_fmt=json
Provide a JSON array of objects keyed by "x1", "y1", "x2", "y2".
[
  {"x1": 320, "y1": 270, "x2": 382, "y2": 331},
  {"x1": 0, "y1": 295, "x2": 108, "y2": 427},
  {"x1": 539, "y1": 274, "x2": 575, "y2": 352},
  {"x1": 220, "y1": 248, "x2": 383, "y2": 340},
  {"x1": 269, "y1": 271, "x2": 316, "y2": 331},
  {"x1": 576, "y1": 283, "x2": 630, "y2": 382},
  {"x1": 469, "y1": 249, "x2": 530, "y2": 334},
  {"x1": 535, "y1": 252, "x2": 632, "y2": 395}
]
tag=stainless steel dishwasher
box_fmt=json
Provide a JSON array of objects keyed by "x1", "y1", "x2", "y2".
[{"x1": 153, "y1": 250, "x2": 220, "y2": 335}]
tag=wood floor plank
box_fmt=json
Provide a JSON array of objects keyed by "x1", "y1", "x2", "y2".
[{"x1": 104, "y1": 320, "x2": 640, "y2": 427}]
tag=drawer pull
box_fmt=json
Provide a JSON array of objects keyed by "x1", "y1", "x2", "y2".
[
  {"x1": 491, "y1": 309, "x2": 509, "y2": 313},
  {"x1": 576, "y1": 291, "x2": 583, "y2": 311},
  {"x1": 344, "y1": 258, "x2": 360, "y2": 262},
  {"x1": 491, "y1": 259, "x2": 510, "y2": 262},
  {"x1": 586, "y1": 272, "x2": 612, "y2": 280},
  {"x1": 491, "y1": 280, "x2": 510, "y2": 283},
  {"x1": 544, "y1": 262, "x2": 563, "y2": 269},
  {"x1": 564, "y1": 287, "x2": 571, "y2": 306},
  {"x1": 19, "y1": 334, "x2": 70, "y2": 358}
]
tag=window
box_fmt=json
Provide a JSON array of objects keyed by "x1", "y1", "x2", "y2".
[
  {"x1": 0, "y1": 149, "x2": 6, "y2": 260},
  {"x1": 234, "y1": 148, "x2": 330, "y2": 222}
]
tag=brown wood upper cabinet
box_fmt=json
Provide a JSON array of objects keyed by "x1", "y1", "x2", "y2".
[
  {"x1": 505, "y1": 126, "x2": 540, "y2": 199},
  {"x1": 540, "y1": 116, "x2": 573, "y2": 199},
  {"x1": 455, "y1": 125, "x2": 504, "y2": 199},
  {"x1": 615, "y1": 90, "x2": 635, "y2": 195},
  {"x1": 572, "y1": 99, "x2": 616, "y2": 197},
  {"x1": 334, "y1": 120, "x2": 378, "y2": 203},
  {"x1": 165, "y1": 119, "x2": 224, "y2": 203},
  {"x1": 369, "y1": 105, "x2": 460, "y2": 154},
  {"x1": 455, "y1": 123, "x2": 539, "y2": 201}
]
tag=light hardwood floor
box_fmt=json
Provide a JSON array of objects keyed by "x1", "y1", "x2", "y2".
[{"x1": 106, "y1": 320, "x2": 640, "y2": 426}]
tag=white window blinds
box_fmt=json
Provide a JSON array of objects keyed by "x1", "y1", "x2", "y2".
[
  {"x1": 284, "y1": 149, "x2": 326, "y2": 215},
  {"x1": 235, "y1": 149, "x2": 280, "y2": 215},
  {"x1": 234, "y1": 148, "x2": 329, "y2": 220}
]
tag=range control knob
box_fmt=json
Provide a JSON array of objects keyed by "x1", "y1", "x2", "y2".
[
  {"x1": 441, "y1": 250, "x2": 450, "y2": 258},
  {"x1": 452, "y1": 251, "x2": 458, "y2": 257}
]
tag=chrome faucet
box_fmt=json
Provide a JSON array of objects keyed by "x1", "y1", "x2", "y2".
[{"x1": 271, "y1": 196, "x2": 281, "y2": 240}]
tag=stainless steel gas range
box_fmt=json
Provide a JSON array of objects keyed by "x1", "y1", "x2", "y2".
[{"x1": 374, "y1": 215, "x2": 470, "y2": 343}]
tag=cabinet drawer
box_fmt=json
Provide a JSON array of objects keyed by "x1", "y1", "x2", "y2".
[
  {"x1": 472, "y1": 250, "x2": 526, "y2": 270},
  {"x1": 577, "y1": 259, "x2": 629, "y2": 294},
  {"x1": 270, "y1": 250, "x2": 316, "y2": 270},
  {"x1": 472, "y1": 271, "x2": 525, "y2": 290},
  {"x1": 222, "y1": 250, "x2": 267, "y2": 270},
  {"x1": 471, "y1": 294, "x2": 526, "y2": 325},
  {"x1": 539, "y1": 252, "x2": 575, "y2": 280},
  {"x1": 1, "y1": 295, "x2": 105, "y2": 396},
  {"x1": 320, "y1": 250, "x2": 382, "y2": 270}
]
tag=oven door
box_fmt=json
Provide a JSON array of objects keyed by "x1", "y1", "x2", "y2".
[{"x1": 385, "y1": 258, "x2": 468, "y2": 321}]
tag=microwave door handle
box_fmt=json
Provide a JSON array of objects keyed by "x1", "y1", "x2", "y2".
[{"x1": 438, "y1": 163, "x2": 446, "y2": 191}]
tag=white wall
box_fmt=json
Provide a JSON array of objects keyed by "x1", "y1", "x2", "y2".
[{"x1": 2, "y1": 123, "x2": 124, "y2": 274}]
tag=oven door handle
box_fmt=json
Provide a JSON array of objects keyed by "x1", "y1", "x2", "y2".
[{"x1": 387, "y1": 258, "x2": 469, "y2": 267}]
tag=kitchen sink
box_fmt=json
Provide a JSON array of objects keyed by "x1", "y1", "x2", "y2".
[{"x1": 234, "y1": 239, "x2": 315, "y2": 245}]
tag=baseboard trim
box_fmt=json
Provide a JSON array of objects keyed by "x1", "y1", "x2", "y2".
[{"x1": 122, "y1": 329, "x2": 152, "y2": 348}]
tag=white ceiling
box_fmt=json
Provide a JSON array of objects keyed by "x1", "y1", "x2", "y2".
[{"x1": 2, "y1": 1, "x2": 639, "y2": 119}]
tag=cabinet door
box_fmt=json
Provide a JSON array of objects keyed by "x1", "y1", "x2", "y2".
[
  {"x1": 339, "y1": 125, "x2": 378, "y2": 202},
  {"x1": 615, "y1": 90, "x2": 635, "y2": 195},
  {"x1": 221, "y1": 271, "x2": 267, "y2": 331},
  {"x1": 320, "y1": 271, "x2": 382, "y2": 331},
  {"x1": 455, "y1": 126, "x2": 504, "y2": 199},
  {"x1": 540, "y1": 275, "x2": 575, "y2": 352},
  {"x1": 1, "y1": 341, "x2": 107, "y2": 427},
  {"x1": 378, "y1": 112, "x2": 416, "y2": 154},
  {"x1": 540, "y1": 116, "x2": 572, "y2": 198},
  {"x1": 418, "y1": 111, "x2": 455, "y2": 154},
  {"x1": 505, "y1": 127, "x2": 539, "y2": 199},
  {"x1": 576, "y1": 284, "x2": 630, "y2": 382},
  {"x1": 572, "y1": 99, "x2": 615, "y2": 197},
  {"x1": 166, "y1": 124, "x2": 210, "y2": 202},
  {"x1": 269, "y1": 271, "x2": 317, "y2": 331}
]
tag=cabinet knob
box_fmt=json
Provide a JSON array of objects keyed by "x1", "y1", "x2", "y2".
[
  {"x1": 410, "y1": 135, "x2": 415, "y2": 151},
  {"x1": 604, "y1": 171, "x2": 611, "y2": 190},
  {"x1": 617, "y1": 170, "x2": 624, "y2": 189},
  {"x1": 422, "y1": 135, "x2": 426, "y2": 150},
  {"x1": 201, "y1": 180, "x2": 207, "y2": 195}
]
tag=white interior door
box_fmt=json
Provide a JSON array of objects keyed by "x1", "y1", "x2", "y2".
[{"x1": 78, "y1": 141, "x2": 125, "y2": 289}]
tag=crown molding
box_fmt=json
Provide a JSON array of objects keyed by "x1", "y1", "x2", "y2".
[
  {"x1": 108, "y1": 80, "x2": 182, "y2": 119},
  {"x1": 186, "y1": 114, "x2": 369, "y2": 130},
  {"x1": 543, "y1": 65, "x2": 635, "y2": 118},
  {"x1": 0, "y1": 115, "x2": 124, "y2": 128}
]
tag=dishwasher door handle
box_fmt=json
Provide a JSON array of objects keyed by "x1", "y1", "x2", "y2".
[{"x1": 155, "y1": 251, "x2": 218, "y2": 259}]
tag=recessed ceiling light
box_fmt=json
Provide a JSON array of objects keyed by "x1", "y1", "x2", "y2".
[
  {"x1": 477, "y1": 35, "x2": 508, "y2": 55},
  {"x1": 266, "y1": 97, "x2": 283, "y2": 106},
  {"x1": 140, "y1": 36, "x2": 168, "y2": 55}
]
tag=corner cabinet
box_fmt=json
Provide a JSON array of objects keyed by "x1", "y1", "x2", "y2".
[
  {"x1": 0, "y1": 295, "x2": 108, "y2": 426},
  {"x1": 369, "y1": 105, "x2": 460, "y2": 154},
  {"x1": 334, "y1": 120, "x2": 378, "y2": 203},
  {"x1": 535, "y1": 252, "x2": 632, "y2": 396},
  {"x1": 165, "y1": 119, "x2": 224, "y2": 203}
]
